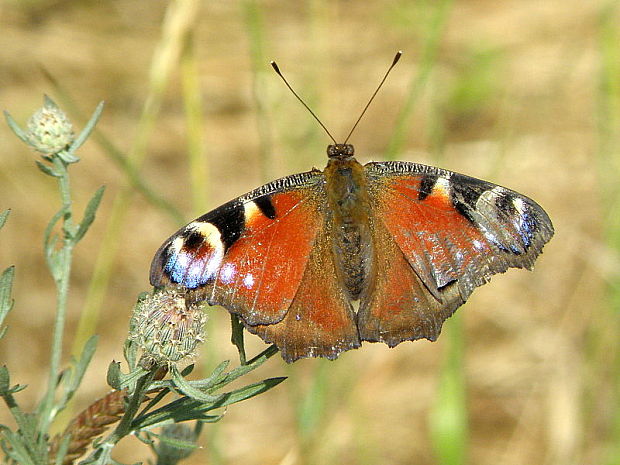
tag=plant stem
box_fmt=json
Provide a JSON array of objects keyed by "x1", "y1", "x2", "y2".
[{"x1": 39, "y1": 159, "x2": 75, "y2": 433}]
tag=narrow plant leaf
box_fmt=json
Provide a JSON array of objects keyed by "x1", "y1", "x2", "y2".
[
  {"x1": 134, "y1": 430, "x2": 156, "y2": 446},
  {"x1": 107, "y1": 361, "x2": 148, "y2": 391},
  {"x1": 0, "y1": 210, "x2": 9, "y2": 230},
  {"x1": 197, "y1": 413, "x2": 224, "y2": 424},
  {"x1": 209, "y1": 377, "x2": 287, "y2": 411},
  {"x1": 53, "y1": 434, "x2": 72, "y2": 465},
  {"x1": 73, "y1": 186, "x2": 105, "y2": 243},
  {"x1": 152, "y1": 431, "x2": 198, "y2": 452},
  {"x1": 35, "y1": 160, "x2": 61, "y2": 177},
  {"x1": 180, "y1": 364, "x2": 195, "y2": 377},
  {"x1": 136, "y1": 386, "x2": 170, "y2": 419},
  {"x1": 0, "y1": 429, "x2": 36, "y2": 465},
  {"x1": 230, "y1": 314, "x2": 247, "y2": 364},
  {"x1": 57, "y1": 150, "x2": 80, "y2": 165},
  {"x1": 3, "y1": 111, "x2": 31, "y2": 146},
  {"x1": 7, "y1": 384, "x2": 27, "y2": 395},
  {"x1": 135, "y1": 377, "x2": 286, "y2": 429},
  {"x1": 123, "y1": 337, "x2": 138, "y2": 371},
  {"x1": 187, "y1": 360, "x2": 229, "y2": 389},
  {"x1": 69, "y1": 101, "x2": 104, "y2": 153},
  {"x1": 0, "y1": 365, "x2": 10, "y2": 394},
  {"x1": 0, "y1": 266, "x2": 15, "y2": 330},
  {"x1": 65, "y1": 335, "x2": 98, "y2": 397},
  {"x1": 171, "y1": 366, "x2": 221, "y2": 403},
  {"x1": 208, "y1": 345, "x2": 278, "y2": 391},
  {"x1": 44, "y1": 206, "x2": 68, "y2": 253}
]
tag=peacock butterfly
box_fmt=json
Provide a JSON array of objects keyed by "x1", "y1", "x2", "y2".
[{"x1": 150, "y1": 52, "x2": 554, "y2": 362}]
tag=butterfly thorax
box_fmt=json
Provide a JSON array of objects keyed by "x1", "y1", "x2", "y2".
[{"x1": 324, "y1": 151, "x2": 373, "y2": 301}]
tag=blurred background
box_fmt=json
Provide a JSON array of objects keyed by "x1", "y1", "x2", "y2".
[{"x1": 1, "y1": 0, "x2": 619, "y2": 464}]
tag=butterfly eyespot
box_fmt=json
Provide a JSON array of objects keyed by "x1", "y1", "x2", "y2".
[{"x1": 182, "y1": 230, "x2": 206, "y2": 250}]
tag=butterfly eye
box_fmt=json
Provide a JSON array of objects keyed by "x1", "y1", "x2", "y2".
[
  {"x1": 327, "y1": 145, "x2": 339, "y2": 157},
  {"x1": 326, "y1": 144, "x2": 355, "y2": 159}
]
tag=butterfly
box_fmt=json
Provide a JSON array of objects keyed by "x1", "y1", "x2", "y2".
[{"x1": 149, "y1": 53, "x2": 554, "y2": 363}]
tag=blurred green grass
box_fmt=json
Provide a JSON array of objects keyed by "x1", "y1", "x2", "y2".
[{"x1": 0, "y1": 1, "x2": 617, "y2": 464}]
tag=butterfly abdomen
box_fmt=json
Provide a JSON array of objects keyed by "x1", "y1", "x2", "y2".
[{"x1": 325, "y1": 157, "x2": 374, "y2": 300}]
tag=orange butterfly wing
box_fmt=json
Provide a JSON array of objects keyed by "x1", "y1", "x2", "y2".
[
  {"x1": 359, "y1": 161, "x2": 553, "y2": 346},
  {"x1": 150, "y1": 170, "x2": 360, "y2": 361}
]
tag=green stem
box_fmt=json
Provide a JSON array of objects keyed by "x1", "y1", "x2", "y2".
[
  {"x1": 39, "y1": 159, "x2": 75, "y2": 433},
  {"x1": 95, "y1": 371, "x2": 156, "y2": 452},
  {"x1": 2, "y1": 392, "x2": 46, "y2": 465},
  {"x1": 230, "y1": 315, "x2": 247, "y2": 365}
]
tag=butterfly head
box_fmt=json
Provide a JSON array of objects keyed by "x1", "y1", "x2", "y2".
[{"x1": 327, "y1": 143, "x2": 355, "y2": 160}]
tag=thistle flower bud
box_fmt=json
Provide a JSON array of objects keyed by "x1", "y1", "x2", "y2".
[
  {"x1": 131, "y1": 289, "x2": 207, "y2": 367},
  {"x1": 26, "y1": 96, "x2": 74, "y2": 155}
]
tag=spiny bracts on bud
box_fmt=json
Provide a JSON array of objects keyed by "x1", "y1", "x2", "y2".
[
  {"x1": 26, "y1": 96, "x2": 74, "y2": 155},
  {"x1": 131, "y1": 289, "x2": 207, "y2": 367}
]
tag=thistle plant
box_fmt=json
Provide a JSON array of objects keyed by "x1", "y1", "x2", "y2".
[{"x1": 1, "y1": 97, "x2": 285, "y2": 465}]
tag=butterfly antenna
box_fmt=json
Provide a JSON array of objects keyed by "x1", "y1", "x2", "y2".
[
  {"x1": 343, "y1": 51, "x2": 402, "y2": 145},
  {"x1": 271, "y1": 61, "x2": 337, "y2": 144}
]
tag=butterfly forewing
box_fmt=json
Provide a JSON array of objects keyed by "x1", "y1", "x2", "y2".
[
  {"x1": 364, "y1": 161, "x2": 553, "y2": 306},
  {"x1": 150, "y1": 170, "x2": 330, "y2": 327}
]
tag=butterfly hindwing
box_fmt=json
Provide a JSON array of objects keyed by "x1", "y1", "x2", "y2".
[
  {"x1": 248, "y1": 227, "x2": 360, "y2": 362},
  {"x1": 150, "y1": 170, "x2": 328, "y2": 327},
  {"x1": 361, "y1": 161, "x2": 553, "y2": 343},
  {"x1": 358, "y1": 216, "x2": 462, "y2": 347}
]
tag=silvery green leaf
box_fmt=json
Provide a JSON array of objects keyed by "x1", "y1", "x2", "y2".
[
  {"x1": 208, "y1": 345, "x2": 278, "y2": 391},
  {"x1": 107, "y1": 362, "x2": 149, "y2": 391},
  {"x1": 0, "y1": 428, "x2": 36, "y2": 465},
  {"x1": 3, "y1": 111, "x2": 31, "y2": 146},
  {"x1": 0, "y1": 365, "x2": 10, "y2": 394},
  {"x1": 134, "y1": 377, "x2": 285, "y2": 430},
  {"x1": 66, "y1": 335, "x2": 98, "y2": 396},
  {"x1": 7, "y1": 384, "x2": 27, "y2": 394},
  {"x1": 57, "y1": 149, "x2": 80, "y2": 164},
  {"x1": 53, "y1": 434, "x2": 72, "y2": 465},
  {"x1": 171, "y1": 366, "x2": 221, "y2": 403},
  {"x1": 35, "y1": 160, "x2": 61, "y2": 177},
  {"x1": 69, "y1": 101, "x2": 104, "y2": 152},
  {"x1": 44, "y1": 206, "x2": 68, "y2": 252},
  {"x1": 207, "y1": 377, "x2": 286, "y2": 410},
  {"x1": 73, "y1": 186, "x2": 105, "y2": 243},
  {"x1": 0, "y1": 210, "x2": 9, "y2": 230},
  {"x1": 188, "y1": 360, "x2": 229, "y2": 390},
  {"x1": 0, "y1": 266, "x2": 15, "y2": 328}
]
